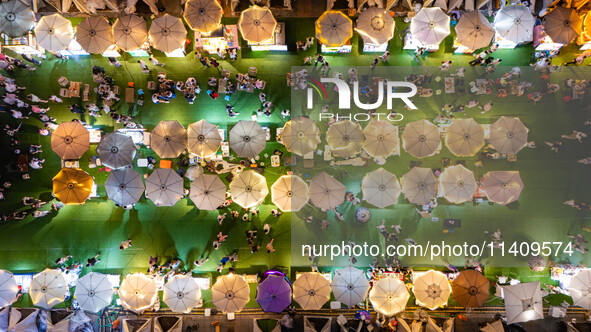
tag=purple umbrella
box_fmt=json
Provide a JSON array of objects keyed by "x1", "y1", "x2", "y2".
[{"x1": 256, "y1": 275, "x2": 292, "y2": 313}]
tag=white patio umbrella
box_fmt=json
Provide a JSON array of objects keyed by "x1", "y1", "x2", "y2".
[
  {"x1": 51, "y1": 121, "x2": 90, "y2": 160},
  {"x1": 119, "y1": 273, "x2": 158, "y2": 314},
  {"x1": 211, "y1": 274, "x2": 250, "y2": 313},
  {"x1": 34, "y1": 14, "x2": 74, "y2": 52},
  {"x1": 543, "y1": 7, "x2": 582, "y2": 45},
  {"x1": 187, "y1": 120, "x2": 222, "y2": 158},
  {"x1": 356, "y1": 7, "x2": 395, "y2": 46},
  {"x1": 401, "y1": 167, "x2": 437, "y2": 205},
  {"x1": 412, "y1": 270, "x2": 451, "y2": 310},
  {"x1": 569, "y1": 269, "x2": 591, "y2": 310},
  {"x1": 271, "y1": 175, "x2": 309, "y2": 212},
  {"x1": 293, "y1": 272, "x2": 331, "y2": 310},
  {"x1": 402, "y1": 119, "x2": 441, "y2": 159},
  {"x1": 29, "y1": 269, "x2": 68, "y2": 310},
  {"x1": 502, "y1": 281, "x2": 543, "y2": 325},
  {"x1": 445, "y1": 118, "x2": 484, "y2": 157},
  {"x1": 145, "y1": 168, "x2": 184, "y2": 207},
  {"x1": 410, "y1": 7, "x2": 450, "y2": 46},
  {"x1": 362, "y1": 120, "x2": 399, "y2": 158},
  {"x1": 163, "y1": 275, "x2": 202, "y2": 313},
  {"x1": 105, "y1": 168, "x2": 145, "y2": 207},
  {"x1": 326, "y1": 120, "x2": 365, "y2": 159},
  {"x1": 482, "y1": 171, "x2": 523, "y2": 205},
  {"x1": 151, "y1": 120, "x2": 188, "y2": 159},
  {"x1": 369, "y1": 277, "x2": 410, "y2": 317},
  {"x1": 309, "y1": 172, "x2": 346, "y2": 210},
  {"x1": 439, "y1": 165, "x2": 477, "y2": 204},
  {"x1": 189, "y1": 174, "x2": 226, "y2": 211},
  {"x1": 229, "y1": 121, "x2": 266, "y2": 158},
  {"x1": 331, "y1": 267, "x2": 370, "y2": 308},
  {"x1": 315, "y1": 10, "x2": 353, "y2": 47},
  {"x1": 494, "y1": 4, "x2": 535, "y2": 43},
  {"x1": 0, "y1": 0, "x2": 35, "y2": 38},
  {"x1": 361, "y1": 168, "x2": 401, "y2": 208},
  {"x1": 238, "y1": 5, "x2": 277, "y2": 43},
  {"x1": 149, "y1": 14, "x2": 187, "y2": 53},
  {"x1": 183, "y1": 0, "x2": 223, "y2": 33},
  {"x1": 455, "y1": 10, "x2": 494, "y2": 50},
  {"x1": 489, "y1": 116, "x2": 529, "y2": 155},
  {"x1": 74, "y1": 272, "x2": 114, "y2": 313},
  {"x1": 281, "y1": 116, "x2": 321, "y2": 157},
  {"x1": 113, "y1": 14, "x2": 147, "y2": 51},
  {"x1": 76, "y1": 16, "x2": 113, "y2": 54},
  {"x1": 0, "y1": 270, "x2": 18, "y2": 308},
  {"x1": 96, "y1": 132, "x2": 137, "y2": 169},
  {"x1": 230, "y1": 170, "x2": 268, "y2": 209}
]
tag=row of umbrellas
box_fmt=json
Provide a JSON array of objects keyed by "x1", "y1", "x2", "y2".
[
  {"x1": 8, "y1": 267, "x2": 587, "y2": 324},
  {"x1": 284, "y1": 116, "x2": 529, "y2": 159}
]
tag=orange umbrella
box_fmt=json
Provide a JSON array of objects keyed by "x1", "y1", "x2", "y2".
[
  {"x1": 51, "y1": 121, "x2": 90, "y2": 160},
  {"x1": 52, "y1": 168, "x2": 93, "y2": 205},
  {"x1": 451, "y1": 270, "x2": 490, "y2": 307}
]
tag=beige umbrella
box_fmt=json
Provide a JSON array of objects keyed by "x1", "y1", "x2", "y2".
[
  {"x1": 149, "y1": 14, "x2": 187, "y2": 53},
  {"x1": 455, "y1": 10, "x2": 494, "y2": 50},
  {"x1": 113, "y1": 14, "x2": 147, "y2": 51},
  {"x1": 281, "y1": 116, "x2": 321, "y2": 157},
  {"x1": 482, "y1": 171, "x2": 523, "y2": 205},
  {"x1": 401, "y1": 167, "x2": 437, "y2": 205},
  {"x1": 361, "y1": 168, "x2": 401, "y2": 208},
  {"x1": 315, "y1": 10, "x2": 353, "y2": 47},
  {"x1": 238, "y1": 5, "x2": 277, "y2": 43},
  {"x1": 271, "y1": 175, "x2": 309, "y2": 212},
  {"x1": 29, "y1": 269, "x2": 68, "y2": 310},
  {"x1": 293, "y1": 272, "x2": 331, "y2": 310},
  {"x1": 331, "y1": 267, "x2": 370, "y2": 308},
  {"x1": 230, "y1": 170, "x2": 268, "y2": 209},
  {"x1": 410, "y1": 7, "x2": 450, "y2": 46},
  {"x1": 189, "y1": 174, "x2": 226, "y2": 211},
  {"x1": 119, "y1": 273, "x2": 158, "y2": 314},
  {"x1": 52, "y1": 121, "x2": 90, "y2": 160},
  {"x1": 211, "y1": 274, "x2": 250, "y2": 313},
  {"x1": 145, "y1": 168, "x2": 184, "y2": 207},
  {"x1": 309, "y1": 172, "x2": 346, "y2": 210},
  {"x1": 229, "y1": 121, "x2": 266, "y2": 158},
  {"x1": 76, "y1": 16, "x2": 113, "y2": 54},
  {"x1": 494, "y1": 4, "x2": 535, "y2": 43},
  {"x1": 187, "y1": 120, "x2": 222, "y2": 158},
  {"x1": 356, "y1": 7, "x2": 395, "y2": 46},
  {"x1": 151, "y1": 120, "x2": 187, "y2": 159},
  {"x1": 502, "y1": 282, "x2": 543, "y2": 325},
  {"x1": 363, "y1": 120, "x2": 399, "y2": 158},
  {"x1": 326, "y1": 120, "x2": 365, "y2": 159},
  {"x1": 543, "y1": 7, "x2": 582, "y2": 44},
  {"x1": 489, "y1": 116, "x2": 529, "y2": 155},
  {"x1": 413, "y1": 270, "x2": 451, "y2": 310},
  {"x1": 445, "y1": 119, "x2": 484, "y2": 157},
  {"x1": 369, "y1": 277, "x2": 409, "y2": 317},
  {"x1": 183, "y1": 0, "x2": 223, "y2": 33},
  {"x1": 402, "y1": 119, "x2": 441, "y2": 159},
  {"x1": 34, "y1": 14, "x2": 73, "y2": 52},
  {"x1": 0, "y1": 0, "x2": 35, "y2": 38},
  {"x1": 0, "y1": 270, "x2": 18, "y2": 308},
  {"x1": 163, "y1": 275, "x2": 202, "y2": 313},
  {"x1": 439, "y1": 165, "x2": 477, "y2": 204}
]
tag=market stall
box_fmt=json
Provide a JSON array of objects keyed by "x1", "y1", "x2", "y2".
[{"x1": 194, "y1": 25, "x2": 239, "y2": 54}]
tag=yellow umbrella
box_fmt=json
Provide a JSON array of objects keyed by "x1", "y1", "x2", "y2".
[
  {"x1": 315, "y1": 10, "x2": 353, "y2": 47},
  {"x1": 281, "y1": 116, "x2": 320, "y2": 157},
  {"x1": 271, "y1": 175, "x2": 309, "y2": 212},
  {"x1": 183, "y1": 0, "x2": 223, "y2": 33},
  {"x1": 148, "y1": 14, "x2": 187, "y2": 53},
  {"x1": 53, "y1": 168, "x2": 93, "y2": 205},
  {"x1": 326, "y1": 120, "x2": 365, "y2": 159},
  {"x1": 51, "y1": 121, "x2": 90, "y2": 160},
  {"x1": 238, "y1": 5, "x2": 277, "y2": 43}
]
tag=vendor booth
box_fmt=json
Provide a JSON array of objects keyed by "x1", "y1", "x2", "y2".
[
  {"x1": 1, "y1": 31, "x2": 43, "y2": 55},
  {"x1": 195, "y1": 25, "x2": 239, "y2": 54}
]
